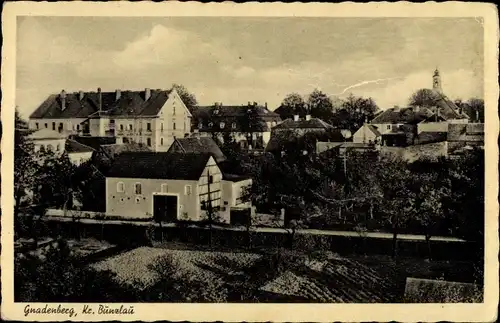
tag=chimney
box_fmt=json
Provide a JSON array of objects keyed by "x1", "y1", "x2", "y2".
[
  {"x1": 97, "y1": 87, "x2": 102, "y2": 112},
  {"x1": 265, "y1": 102, "x2": 268, "y2": 109},
  {"x1": 60, "y1": 90, "x2": 67, "y2": 111},
  {"x1": 145, "y1": 88, "x2": 151, "y2": 101},
  {"x1": 116, "y1": 89, "x2": 121, "y2": 101},
  {"x1": 305, "y1": 115, "x2": 311, "y2": 121},
  {"x1": 79, "y1": 91, "x2": 84, "y2": 101},
  {"x1": 253, "y1": 102, "x2": 258, "y2": 107},
  {"x1": 476, "y1": 109, "x2": 480, "y2": 122},
  {"x1": 294, "y1": 115, "x2": 300, "y2": 122},
  {"x1": 248, "y1": 101, "x2": 251, "y2": 107}
]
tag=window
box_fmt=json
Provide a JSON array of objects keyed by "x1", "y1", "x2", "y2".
[
  {"x1": 52, "y1": 122, "x2": 56, "y2": 130},
  {"x1": 208, "y1": 175, "x2": 214, "y2": 184},
  {"x1": 220, "y1": 122, "x2": 225, "y2": 129},
  {"x1": 232, "y1": 122, "x2": 237, "y2": 129},
  {"x1": 36, "y1": 123, "x2": 39, "y2": 129},
  {"x1": 161, "y1": 123, "x2": 164, "y2": 132},
  {"x1": 45, "y1": 123, "x2": 48, "y2": 128},
  {"x1": 185, "y1": 185, "x2": 192, "y2": 196},
  {"x1": 147, "y1": 123, "x2": 151, "y2": 131},
  {"x1": 120, "y1": 124, "x2": 124, "y2": 131},
  {"x1": 135, "y1": 183, "x2": 142, "y2": 195},
  {"x1": 56, "y1": 144, "x2": 60, "y2": 151},
  {"x1": 173, "y1": 106, "x2": 176, "y2": 115},
  {"x1": 59, "y1": 123, "x2": 63, "y2": 131},
  {"x1": 147, "y1": 138, "x2": 151, "y2": 147},
  {"x1": 173, "y1": 123, "x2": 176, "y2": 130},
  {"x1": 160, "y1": 137, "x2": 164, "y2": 146},
  {"x1": 117, "y1": 182, "x2": 125, "y2": 192},
  {"x1": 208, "y1": 122, "x2": 213, "y2": 128},
  {"x1": 161, "y1": 184, "x2": 168, "y2": 193},
  {"x1": 387, "y1": 125, "x2": 391, "y2": 130},
  {"x1": 47, "y1": 144, "x2": 54, "y2": 152},
  {"x1": 110, "y1": 119, "x2": 115, "y2": 125},
  {"x1": 129, "y1": 124, "x2": 133, "y2": 131},
  {"x1": 77, "y1": 124, "x2": 80, "y2": 131}
]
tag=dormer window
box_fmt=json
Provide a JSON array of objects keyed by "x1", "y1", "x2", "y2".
[{"x1": 220, "y1": 122, "x2": 225, "y2": 129}]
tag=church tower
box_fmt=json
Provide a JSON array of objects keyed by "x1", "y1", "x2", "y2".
[{"x1": 433, "y1": 68, "x2": 442, "y2": 94}]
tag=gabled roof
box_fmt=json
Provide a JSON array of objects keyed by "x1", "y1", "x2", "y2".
[
  {"x1": 271, "y1": 117, "x2": 334, "y2": 130},
  {"x1": 30, "y1": 89, "x2": 174, "y2": 119},
  {"x1": 27, "y1": 128, "x2": 66, "y2": 140},
  {"x1": 107, "y1": 152, "x2": 212, "y2": 180},
  {"x1": 432, "y1": 91, "x2": 470, "y2": 120},
  {"x1": 100, "y1": 143, "x2": 152, "y2": 160},
  {"x1": 366, "y1": 125, "x2": 381, "y2": 136},
  {"x1": 169, "y1": 137, "x2": 226, "y2": 163},
  {"x1": 65, "y1": 139, "x2": 95, "y2": 154}
]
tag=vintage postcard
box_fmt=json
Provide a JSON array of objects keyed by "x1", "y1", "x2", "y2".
[{"x1": 1, "y1": 1, "x2": 499, "y2": 322}]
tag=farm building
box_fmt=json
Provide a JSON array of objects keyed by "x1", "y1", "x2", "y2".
[{"x1": 105, "y1": 151, "x2": 252, "y2": 223}]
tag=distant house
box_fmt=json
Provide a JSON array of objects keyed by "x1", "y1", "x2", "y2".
[
  {"x1": 167, "y1": 137, "x2": 227, "y2": 163},
  {"x1": 191, "y1": 102, "x2": 282, "y2": 149},
  {"x1": 27, "y1": 128, "x2": 94, "y2": 166},
  {"x1": 65, "y1": 139, "x2": 95, "y2": 166},
  {"x1": 266, "y1": 114, "x2": 342, "y2": 154},
  {"x1": 105, "y1": 152, "x2": 252, "y2": 223},
  {"x1": 29, "y1": 87, "x2": 192, "y2": 151},
  {"x1": 352, "y1": 124, "x2": 382, "y2": 144}
]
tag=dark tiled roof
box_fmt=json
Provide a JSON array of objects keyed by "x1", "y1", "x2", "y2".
[
  {"x1": 371, "y1": 107, "x2": 435, "y2": 124},
  {"x1": 65, "y1": 139, "x2": 95, "y2": 153},
  {"x1": 107, "y1": 152, "x2": 211, "y2": 180},
  {"x1": 271, "y1": 118, "x2": 334, "y2": 130},
  {"x1": 71, "y1": 136, "x2": 116, "y2": 150},
  {"x1": 168, "y1": 137, "x2": 226, "y2": 163},
  {"x1": 100, "y1": 143, "x2": 152, "y2": 160},
  {"x1": 30, "y1": 89, "x2": 173, "y2": 119}
]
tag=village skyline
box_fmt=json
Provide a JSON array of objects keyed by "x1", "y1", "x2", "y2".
[{"x1": 16, "y1": 17, "x2": 484, "y2": 118}]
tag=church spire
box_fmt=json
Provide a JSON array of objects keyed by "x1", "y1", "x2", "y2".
[{"x1": 433, "y1": 67, "x2": 442, "y2": 93}]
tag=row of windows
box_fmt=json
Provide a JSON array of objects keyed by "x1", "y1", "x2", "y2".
[
  {"x1": 116, "y1": 182, "x2": 194, "y2": 196},
  {"x1": 35, "y1": 122, "x2": 80, "y2": 132},
  {"x1": 198, "y1": 121, "x2": 277, "y2": 129},
  {"x1": 37, "y1": 143, "x2": 62, "y2": 152},
  {"x1": 119, "y1": 122, "x2": 181, "y2": 132}
]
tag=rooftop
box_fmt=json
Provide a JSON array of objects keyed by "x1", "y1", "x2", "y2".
[
  {"x1": 169, "y1": 137, "x2": 226, "y2": 163},
  {"x1": 30, "y1": 89, "x2": 175, "y2": 120},
  {"x1": 107, "y1": 152, "x2": 212, "y2": 180}
]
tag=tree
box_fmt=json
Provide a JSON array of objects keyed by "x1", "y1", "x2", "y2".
[
  {"x1": 14, "y1": 112, "x2": 38, "y2": 228},
  {"x1": 337, "y1": 94, "x2": 380, "y2": 132},
  {"x1": 376, "y1": 155, "x2": 414, "y2": 259},
  {"x1": 306, "y1": 89, "x2": 334, "y2": 122},
  {"x1": 466, "y1": 98, "x2": 484, "y2": 122},
  {"x1": 240, "y1": 105, "x2": 266, "y2": 149},
  {"x1": 408, "y1": 88, "x2": 440, "y2": 108},
  {"x1": 278, "y1": 93, "x2": 307, "y2": 119},
  {"x1": 172, "y1": 83, "x2": 198, "y2": 113}
]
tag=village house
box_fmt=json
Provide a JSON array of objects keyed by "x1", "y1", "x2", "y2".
[
  {"x1": 105, "y1": 152, "x2": 252, "y2": 223},
  {"x1": 191, "y1": 102, "x2": 282, "y2": 149},
  {"x1": 266, "y1": 114, "x2": 343, "y2": 154},
  {"x1": 28, "y1": 87, "x2": 192, "y2": 151},
  {"x1": 364, "y1": 69, "x2": 472, "y2": 147},
  {"x1": 447, "y1": 123, "x2": 484, "y2": 157},
  {"x1": 27, "y1": 128, "x2": 95, "y2": 166}
]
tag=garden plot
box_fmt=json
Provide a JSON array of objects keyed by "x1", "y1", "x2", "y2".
[
  {"x1": 91, "y1": 247, "x2": 262, "y2": 289},
  {"x1": 260, "y1": 255, "x2": 398, "y2": 303}
]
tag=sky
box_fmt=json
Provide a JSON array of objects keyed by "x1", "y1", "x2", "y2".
[{"x1": 16, "y1": 17, "x2": 484, "y2": 118}]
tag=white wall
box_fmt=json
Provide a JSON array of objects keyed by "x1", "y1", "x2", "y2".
[
  {"x1": 353, "y1": 125, "x2": 379, "y2": 144},
  {"x1": 68, "y1": 152, "x2": 93, "y2": 166},
  {"x1": 33, "y1": 138, "x2": 67, "y2": 154},
  {"x1": 417, "y1": 122, "x2": 449, "y2": 134},
  {"x1": 29, "y1": 118, "x2": 86, "y2": 135}
]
